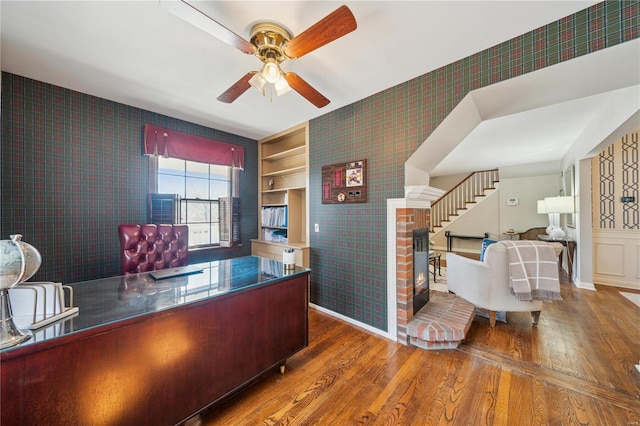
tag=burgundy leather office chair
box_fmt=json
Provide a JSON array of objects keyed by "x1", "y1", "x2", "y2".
[{"x1": 118, "y1": 224, "x2": 189, "y2": 275}]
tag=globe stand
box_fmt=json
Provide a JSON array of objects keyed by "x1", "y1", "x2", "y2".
[
  {"x1": 0, "y1": 288, "x2": 32, "y2": 349},
  {"x1": 1, "y1": 234, "x2": 41, "y2": 349}
]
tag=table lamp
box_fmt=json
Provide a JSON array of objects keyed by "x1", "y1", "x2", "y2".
[{"x1": 539, "y1": 196, "x2": 575, "y2": 239}]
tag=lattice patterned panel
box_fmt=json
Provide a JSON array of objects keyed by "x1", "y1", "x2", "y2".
[
  {"x1": 599, "y1": 145, "x2": 616, "y2": 228},
  {"x1": 621, "y1": 132, "x2": 639, "y2": 229}
]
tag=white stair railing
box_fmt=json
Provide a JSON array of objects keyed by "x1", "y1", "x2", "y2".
[{"x1": 430, "y1": 169, "x2": 499, "y2": 231}]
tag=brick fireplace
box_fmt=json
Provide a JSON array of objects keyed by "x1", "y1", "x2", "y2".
[
  {"x1": 395, "y1": 207, "x2": 430, "y2": 345},
  {"x1": 388, "y1": 199, "x2": 475, "y2": 349}
]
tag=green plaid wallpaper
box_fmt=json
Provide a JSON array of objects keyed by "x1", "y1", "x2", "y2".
[
  {"x1": 309, "y1": 1, "x2": 639, "y2": 331},
  {"x1": 1, "y1": 73, "x2": 258, "y2": 284}
]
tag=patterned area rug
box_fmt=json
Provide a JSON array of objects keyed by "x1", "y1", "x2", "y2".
[{"x1": 620, "y1": 292, "x2": 640, "y2": 309}]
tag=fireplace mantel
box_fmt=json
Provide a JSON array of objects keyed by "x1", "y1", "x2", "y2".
[
  {"x1": 405, "y1": 185, "x2": 446, "y2": 201},
  {"x1": 387, "y1": 187, "x2": 442, "y2": 343}
]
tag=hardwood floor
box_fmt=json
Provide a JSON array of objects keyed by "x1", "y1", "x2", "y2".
[{"x1": 199, "y1": 275, "x2": 640, "y2": 425}]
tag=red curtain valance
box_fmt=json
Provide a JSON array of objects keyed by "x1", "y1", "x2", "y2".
[{"x1": 143, "y1": 124, "x2": 244, "y2": 170}]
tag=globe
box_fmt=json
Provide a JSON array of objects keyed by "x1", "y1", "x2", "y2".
[
  {"x1": 0, "y1": 234, "x2": 42, "y2": 289},
  {"x1": 1, "y1": 234, "x2": 42, "y2": 348}
]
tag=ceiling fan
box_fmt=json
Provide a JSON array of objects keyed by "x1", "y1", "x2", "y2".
[{"x1": 160, "y1": 1, "x2": 357, "y2": 108}]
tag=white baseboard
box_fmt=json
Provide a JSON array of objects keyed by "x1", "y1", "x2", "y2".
[
  {"x1": 574, "y1": 279, "x2": 596, "y2": 291},
  {"x1": 592, "y1": 277, "x2": 640, "y2": 291},
  {"x1": 309, "y1": 303, "x2": 396, "y2": 342}
]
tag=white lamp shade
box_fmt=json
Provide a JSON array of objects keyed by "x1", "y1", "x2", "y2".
[
  {"x1": 274, "y1": 76, "x2": 291, "y2": 96},
  {"x1": 249, "y1": 72, "x2": 266, "y2": 95},
  {"x1": 537, "y1": 200, "x2": 547, "y2": 214},
  {"x1": 544, "y1": 196, "x2": 575, "y2": 213},
  {"x1": 262, "y1": 61, "x2": 280, "y2": 84}
]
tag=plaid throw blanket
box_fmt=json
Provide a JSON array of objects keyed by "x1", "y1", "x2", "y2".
[{"x1": 501, "y1": 241, "x2": 562, "y2": 301}]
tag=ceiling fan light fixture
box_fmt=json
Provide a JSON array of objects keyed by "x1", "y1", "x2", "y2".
[
  {"x1": 262, "y1": 60, "x2": 281, "y2": 84},
  {"x1": 274, "y1": 76, "x2": 291, "y2": 96},
  {"x1": 200, "y1": 6, "x2": 356, "y2": 107},
  {"x1": 249, "y1": 72, "x2": 266, "y2": 95}
]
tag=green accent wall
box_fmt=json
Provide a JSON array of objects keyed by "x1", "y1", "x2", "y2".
[
  {"x1": 1, "y1": 74, "x2": 258, "y2": 284},
  {"x1": 308, "y1": 1, "x2": 640, "y2": 331}
]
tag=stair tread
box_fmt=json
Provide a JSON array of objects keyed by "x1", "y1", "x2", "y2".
[{"x1": 430, "y1": 170, "x2": 499, "y2": 233}]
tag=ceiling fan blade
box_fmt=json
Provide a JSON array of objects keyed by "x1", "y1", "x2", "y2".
[
  {"x1": 160, "y1": 0, "x2": 255, "y2": 54},
  {"x1": 284, "y1": 5, "x2": 357, "y2": 59},
  {"x1": 217, "y1": 72, "x2": 256, "y2": 103},
  {"x1": 285, "y1": 73, "x2": 330, "y2": 108}
]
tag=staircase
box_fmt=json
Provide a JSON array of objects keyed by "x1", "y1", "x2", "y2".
[
  {"x1": 404, "y1": 170, "x2": 499, "y2": 350},
  {"x1": 430, "y1": 169, "x2": 499, "y2": 235}
]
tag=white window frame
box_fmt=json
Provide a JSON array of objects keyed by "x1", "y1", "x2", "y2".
[{"x1": 149, "y1": 156, "x2": 238, "y2": 248}]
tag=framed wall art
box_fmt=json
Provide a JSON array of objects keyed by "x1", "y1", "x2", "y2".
[{"x1": 322, "y1": 159, "x2": 367, "y2": 204}]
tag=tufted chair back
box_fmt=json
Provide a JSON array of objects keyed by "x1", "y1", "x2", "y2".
[{"x1": 118, "y1": 224, "x2": 189, "y2": 275}]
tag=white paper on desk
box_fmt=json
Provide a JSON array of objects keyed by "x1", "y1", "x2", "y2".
[{"x1": 9, "y1": 282, "x2": 65, "y2": 323}]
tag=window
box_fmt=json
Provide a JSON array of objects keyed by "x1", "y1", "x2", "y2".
[{"x1": 156, "y1": 157, "x2": 233, "y2": 247}]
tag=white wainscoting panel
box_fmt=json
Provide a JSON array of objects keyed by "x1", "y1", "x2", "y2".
[
  {"x1": 592, "y1": 229, "x2": 640, "y2": 290},
  {"x1": 594, "y1": 243, "x2": 624, "y2": 276}
]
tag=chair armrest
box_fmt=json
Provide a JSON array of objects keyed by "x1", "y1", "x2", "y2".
[
  {"x1": 446, "y1": 253, "x2": 492, "y2": 305},
  {"x1": 446, "y1": 251, "x2": 544, "y2": 312}
]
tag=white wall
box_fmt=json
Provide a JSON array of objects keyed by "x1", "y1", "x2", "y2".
[
  {"x1": 431, "y1": 171, "x2": 562, "y2": 253},
  {"x1": 499, "y1": 174, "x2": 560, "y2": 234},
  {"x1": 559, "y1": 89, "x2": 639, "y2": 289},
  {"x1": 430, "y1": 173, "x2": 469, "y2": 192},
  {"x1": 588, "y1": 129, "x2": 640, "y2": 290},
  {"x1": 592, "y1": 229, "x2": 640, "y2": 290},
  {"x1": 431, "y1": 190, "x2": 501, "y2": 253}
]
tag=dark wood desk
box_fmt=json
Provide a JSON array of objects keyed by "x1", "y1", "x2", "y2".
[
  {"x1": 1, "y1": 256, "x2": 310, "y2": 426},
  {"x1": 537, "y1": 235, "x2": 577, "y2": 281}
]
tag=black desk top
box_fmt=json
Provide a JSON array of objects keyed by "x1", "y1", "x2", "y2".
[{"x1": 2, "y1": 256, "x2": 309, "y2": 354}]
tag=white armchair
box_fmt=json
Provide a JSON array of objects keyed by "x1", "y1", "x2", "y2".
[{"x1": 446, "y1": 241, "x2": 563, "y2": 327}]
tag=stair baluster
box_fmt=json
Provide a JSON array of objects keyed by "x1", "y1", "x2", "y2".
[{"x1": 430, "y1": 169, "x2": 499, "y2": 232}]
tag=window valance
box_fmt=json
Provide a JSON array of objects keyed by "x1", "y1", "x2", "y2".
[{"x1": 143, "y1": 124, "x2": 244, "y2": 170}]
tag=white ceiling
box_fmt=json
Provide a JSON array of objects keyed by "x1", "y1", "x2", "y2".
[
  {"x1": 1, "y1": 0, "x2": 599, "y2": 142},
  {"x1": 422, "y1": 39, "x2": 640, "y2": 177}
]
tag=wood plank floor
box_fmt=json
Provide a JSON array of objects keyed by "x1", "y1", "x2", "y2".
[{"x1": 199, "y1": 276, "x2": 640, "y2": 425}]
